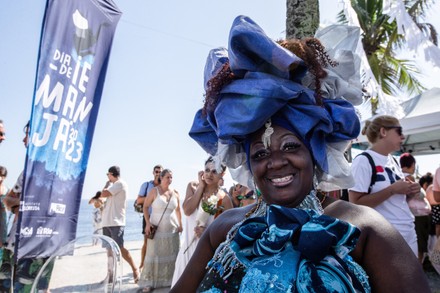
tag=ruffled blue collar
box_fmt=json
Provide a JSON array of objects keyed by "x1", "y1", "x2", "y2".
[{"x1": 205, "y1": 204, "x2": 370, "y2": 293}]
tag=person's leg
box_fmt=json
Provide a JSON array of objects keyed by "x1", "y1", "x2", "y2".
[
  {"x1": 140, "y1": 217, "x2": 147, "y2": 270},
  {"x1": 140, "y1": 236, "x2": 147, "y2": 270},
  {"x1": 121, "y1": 247, "x2": 139, "y2": 280},
  {"x1": 102, "y1": 226, "x2": 116, "y2": 283},
  {"x1": 111, "y1": 226, "x2": 139, "y2": 283}
]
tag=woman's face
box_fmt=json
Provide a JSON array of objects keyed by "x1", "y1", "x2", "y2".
[
  {"x1": 382, "y1": 125, "x2": 404, "y2": 152},
  {"x1": 161, "y1": 172, "x2": 173, "y2": 186},
  {"x1": 203, "y1": 162, "x2": 223, "y2": 186},
  {"x1": 249, "y1": 125, "x2": 314, "y2": 207}
]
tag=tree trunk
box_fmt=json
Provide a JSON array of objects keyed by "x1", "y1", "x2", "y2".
[{"x1": 286, "y1": 0, "x2": 320, "y2": 39}]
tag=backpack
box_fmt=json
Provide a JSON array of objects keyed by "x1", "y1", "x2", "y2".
[
  {"x1": 356, "y1": 151, "x2": 398, "y2": 194},
  {"x1": 357, "y1": 152, "x2": 376, "y2": 194},
  {"x1": 133, "y1": 181, "x2": 150, "y2": 213}
]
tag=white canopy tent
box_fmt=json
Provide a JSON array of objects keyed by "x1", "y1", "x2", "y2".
[{"x1": 352, "y1": 87, "x2": 440, "y2": 156}]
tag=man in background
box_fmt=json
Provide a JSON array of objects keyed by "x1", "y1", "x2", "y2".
[
  {"x1": 135, "y1": 164, "x2": 162, "y2": 271},
  {"x1": 101, "y1": 165, "x2": 139, "y2": 283}
]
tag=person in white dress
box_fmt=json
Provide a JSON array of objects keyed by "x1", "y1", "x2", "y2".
[
  {"x1": 138, "y1": 169, "x2": 183, "y2": 292},
  {"x1": 171, "y1": 157, "x2": 233, "y2": 288}
]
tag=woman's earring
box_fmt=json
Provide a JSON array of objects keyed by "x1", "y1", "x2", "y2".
[
  {"x1": 253, "y1": 178, "x2": 262, "y2": 197},
  {"x1": 262, "y1": 119, "x2": 274, "y2": 149},
  {"x1": 256, "y1": 188, "x2": 262, "y2": 197},
  {"x1": 313, "y1": 168, "x2": 319, "y2": 190}
]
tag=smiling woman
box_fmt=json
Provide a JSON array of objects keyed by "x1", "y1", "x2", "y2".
[
  {"x1": 170, "y1": 15, "x2": 431, "y2": 293},
  {"x1": 248, "y1": 124, "x2": 314, "y2": 208}
]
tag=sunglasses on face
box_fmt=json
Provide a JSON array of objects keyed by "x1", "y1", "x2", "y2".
[
  {"x1": 0, "y1": 132, "x2": 5, "y2": 137},
  {"x1": 384, "y1": 126, "x2": 403, "y2": 136},
  {"x1": 154, "y1": 170, "x2": 161, "y2": 174},
  {"x1": 237, "y1": 191, "x2": 256, "y2": 200}
]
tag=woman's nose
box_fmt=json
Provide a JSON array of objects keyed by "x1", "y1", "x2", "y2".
[{"x1": 267, "y1": 151, "x2": 287, "y2": 169}]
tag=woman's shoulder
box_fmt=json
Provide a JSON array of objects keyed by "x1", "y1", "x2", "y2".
[
  {"x1": 208, "y1": 205, "x2": 253, "y2": 245},
  {"x1": 324, "y1": 199, "x2": 391, "y2": 232}
]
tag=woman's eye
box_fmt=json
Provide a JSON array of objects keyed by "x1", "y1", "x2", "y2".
[
  {"x1": 282, "y1": 142, "x2": 301, "y2": 151},
  {"x1": 251, "y1": 149, "x2": 269, "y2": 160}
]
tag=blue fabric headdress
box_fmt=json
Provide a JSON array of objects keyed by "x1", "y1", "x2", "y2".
[{"x1": 189, "y1": 15, "x2": 362, "y2": 191}]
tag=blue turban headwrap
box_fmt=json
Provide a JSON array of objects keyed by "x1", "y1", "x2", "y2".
[{"x1": 189, "y1": 15, "x2": 362, "y2": 190}]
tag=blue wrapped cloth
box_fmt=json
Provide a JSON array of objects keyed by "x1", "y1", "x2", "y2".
[
  {"x1": 189, "y1": 16, "x2": 361, "y2": 190},
  {"x1": 199, "y1": 205, "x2": 370, "y2": 293}
]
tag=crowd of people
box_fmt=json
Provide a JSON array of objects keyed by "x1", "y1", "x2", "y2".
[
  {"x1": 88, "y1": 159, "x2": 256, "y2": 292},
  {"x1": 87, "y1": 15, "x2": 438, "y2": 292},
  {"x1": 2, "y1": 14, "x2": 440, "y2": 293}
]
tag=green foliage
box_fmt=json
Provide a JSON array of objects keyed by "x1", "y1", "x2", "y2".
[{"x1": 338, "y1": 0, "x2": 437, "y2": 100}]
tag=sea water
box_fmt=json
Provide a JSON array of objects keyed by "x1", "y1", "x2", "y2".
[{"x1": 77, "y1": 199, "x2": 144, "y2": 243}]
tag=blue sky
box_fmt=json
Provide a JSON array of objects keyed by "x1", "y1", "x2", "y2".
[{"x1": 1, "y1": 0, "x2": 439, "y2": 199}]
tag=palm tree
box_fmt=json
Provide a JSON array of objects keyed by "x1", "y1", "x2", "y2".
[
  {"x1": 286, "y1": 0, "x2": 320, "y2": 39},
  {"x1": 338, "y1": 0, "x2": 438, "y2": 99}
]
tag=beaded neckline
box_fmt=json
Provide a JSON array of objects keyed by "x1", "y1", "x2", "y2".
[{"x1": 208, "y1": 190, "x2": 324, "y2": 278}]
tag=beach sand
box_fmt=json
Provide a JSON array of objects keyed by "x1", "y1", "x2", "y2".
[{"x1": 45, "y1": 240, "x2": 170, "y2": 293}]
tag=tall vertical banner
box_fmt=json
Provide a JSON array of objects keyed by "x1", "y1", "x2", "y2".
[{"x1": 16, "y1": 0, "x2": 122, "y2": 259}]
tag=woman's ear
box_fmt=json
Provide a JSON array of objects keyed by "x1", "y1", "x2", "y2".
[{"x1": 379, "y1": 127, "x2": 387, "y2": 139}]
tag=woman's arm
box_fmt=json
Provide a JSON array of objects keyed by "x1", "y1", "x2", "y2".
[
  {"x1": 175, "y1": 190, "x2": 183, "y2": 232},
  {"x1": 349, "y1": 187, "x2": 394, "y2": 207},
  {"x1": 326, "y1": 201, "x2": 430, "y2": 292},
  {"x1": 170, "y1": 223, "x2": 215, "y2": 292},
  {"x1": 170, "y1": 208, "x2": 244, "y2": 292},
  {"x1": 359, "y1": 213, "x2": 429, "y2": 292},
  {"x1": 143, "y1": 187, "x2": 157, "y2": 237},
  {"x1": 221, "y1": 191, "x2": 233, "y2": 211},
  {"x1": 349, "y1": 180, "x2": 416, "y2": 208},
  {"x1": 182, "y1": 173, "x2": 205, "y2": 216}
]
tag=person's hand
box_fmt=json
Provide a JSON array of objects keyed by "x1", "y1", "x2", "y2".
[
  {"x1": 407, "y1": 182, "x2": 422, "y2": 197},
  {"x1": 198, "y1": 171, "x2": 205, "y2": 185},
  {"x1": 391, "y1": 180, "x2": 419, "y2": 196},
  {"x1": 194, "y1": 225, "x2": 205, "y2": 238},
  {"x1": 145, "y1": 222, "x2": 152, "y2": 236},
  {"x1": 178, "y1": 226, "x2": 183, "y2": 233}
]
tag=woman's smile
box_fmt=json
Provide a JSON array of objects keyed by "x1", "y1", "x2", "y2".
[
  {"x1": 268, "y1": 174, "x2": 294, "y2": 186},
  {"x1": 249, "y1": 124, "x2": 314, "y2": 206}
]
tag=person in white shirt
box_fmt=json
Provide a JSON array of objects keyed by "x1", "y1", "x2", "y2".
[
  {"x1": 349, "y1": 115, "x2": 421, "y2": 255},
  {"x1": 101, "y1": 165, "x2": 139, "y2": 283}
]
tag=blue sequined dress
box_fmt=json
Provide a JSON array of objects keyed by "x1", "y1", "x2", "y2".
[{"x1": 198, "y1": 203, "x2": 370, "y2": 293}]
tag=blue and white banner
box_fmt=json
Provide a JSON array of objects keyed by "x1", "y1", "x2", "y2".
[{"x1": 16, "y1": 0, "x2": 122, "y2": 259}]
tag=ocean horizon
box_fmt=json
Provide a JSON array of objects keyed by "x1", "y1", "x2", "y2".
[{"x1": 77, "y1": 199, "x2": 144, "y2": 244}]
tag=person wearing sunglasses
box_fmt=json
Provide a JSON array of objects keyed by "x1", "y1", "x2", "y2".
[
  {"x1": 134, "y1": 164, "x2": 163, "y2": 271},
  {"x1": 171, "y1": 157, "x2": 233, "y2": 287},
  {"x1": 349, "y1": 115, "x2": 421, "y2": 256},
  {"x1": 171, "y1": 16, "x2": 429, "y2": 292},
  {"x1": 229, "y1": 183, "x2": 255, "y2": 208}
]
